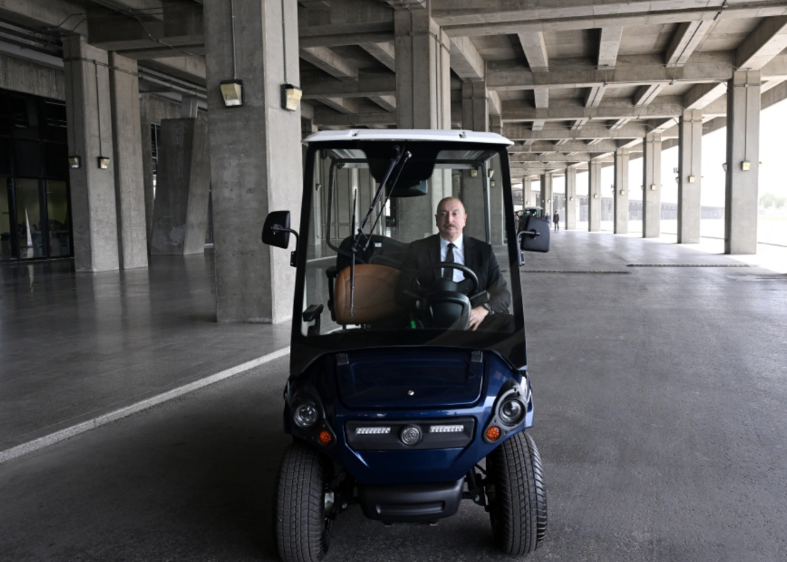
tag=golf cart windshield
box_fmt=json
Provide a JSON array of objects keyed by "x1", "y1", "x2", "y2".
[{"x1": 291, "y1": 138, "x2": 526, "y2": 372}]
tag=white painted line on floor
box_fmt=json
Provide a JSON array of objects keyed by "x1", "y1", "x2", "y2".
[{"x1": 0, "y1": 347, "x2": 291, "y2": 466}]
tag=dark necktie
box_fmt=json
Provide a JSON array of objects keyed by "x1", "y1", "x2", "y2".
[{"x1": 443, "y1": 243, "x2": 455, "y2": 279}]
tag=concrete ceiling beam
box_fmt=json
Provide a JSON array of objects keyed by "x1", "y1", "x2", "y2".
[
  {"x1": 450, "y1": 36, "x2": 486, "y2": 81},
  {"x1": 504, "y1": 123, "x2": 647, "y2": 141},
  {"x1": 319, "y1": 97, "x2": 361, "y2": 114},
  {"x1": 633, "y1": 84, "x2": 664, "y2": 107},
  {"x1": 301, "y1": 74, "x2": 396, "y2": 99},
  {"x1": 359, "y1": 41, "x2": 396, "y2": 71},
  {"x1": 488, "y1": 90, "x2": 502, "y2": 116},
  {"x1": 488, "y1": 53, "x2": 735, "y2": 91},
  {"x1": 510, "y1": 140, "x2": 620, "y2": 153},
  {"x1": 534, "y1": 87, "x2": 549, "y2": 109},
  {"x1": 300, "y1": 46, "x2": 359, "y2": 81},
  {"x1": 369, "y1": 95, "x2": 396, "y2": 112},
  {"x1": 518, "y1": 31, "x2": 549, "y2": 72},
  {"x1": 598, "y1": 27, "x2": 623, "y2": 69},
  {"x1": 665, "y1": 21, "x2": 714, "y2": 67},
  {"x1": 532, "y1": 120, "x2": 545, "y2": 132},
  {"x1": 736, "y1": 16, "x2": 787, "y2": 70},
  {"x1": 683, "y1": 82, "x2": 726, "y2": 110},
  {"x1": 299, "y1": 22, "x2": 394, "y2": 48},
  {"x1": 502, "y1": 100, "x2": 684, "y2": 122},
  {"x1": 432, "y1": 1, "x2": 787, "y2": 38},
  {"x1": 141, "y1": 56, "x2": 206, "y2": 85},
  {"x1": 585, "y1": 85, "x2": 606, "y2": 108}
]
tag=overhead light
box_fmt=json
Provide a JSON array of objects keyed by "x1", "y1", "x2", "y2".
[
  {"x1": 68, "y1": 156, "x2": 81, "y2": 169},
  {"x1": 97, "y1": 156, "x2": 110, "y2": 169},
  {"x1": 281, "y1": 84, "x2": 302, "y2": 111},
  {"x1": 220, "y1": 79, "x2": 244, "y2": 107},
  {"x1": 741, "y1": 161, "x2": 751, "y2": 171}
]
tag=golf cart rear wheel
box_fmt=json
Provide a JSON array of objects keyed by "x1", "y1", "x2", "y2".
[
  {"x1": 486, "y1": 431, "x2": 547, "y2": 555},
  {"x1": 275, "y1": 441, "x2": 333, "y2": 562}
]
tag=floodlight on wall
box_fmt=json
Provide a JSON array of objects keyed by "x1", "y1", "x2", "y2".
[
  {"x1": 569, "y1": 196, "x2": 574, "y2": 201},
  {"x1": 722, "y1": 163, "x2": 728, "y2": 172},
  {"x1": 97, "y1": 156, "x2": 110, "y2": 169},
  {"x1": 688, "y1": 175, "x2": 696, "y2": 183},
  {"x1": 488, "y1": 169, "x2": 495, "y2": 178},
  {"x1": 490, "y1": 179, "x2": 496, "y2": 187},
  {"x1": 281, "y1": 84, "x2": 302, "y2": 111},
  {"x1": 741, "y1": 160, "x2": 751, "y2": 171},
  {"x1": 650, "y1": 184, "x2": 658, "y2": 190},
  {"x1": 220, "y1": 80, "x2": 244, "y2": 107},
  {"x1": 315, "y1": 183, "x2": 322, "y2": 191},
  {"x1": 759, "y1": 162, "x2": 763, "y2": 169},
  {"x1": 620, "y1": 190, "x2": 626, "y2": 195},
  {"x1": 68, "y1": 156, "x2": 81, "y2": 169},
  {"x1": 470, "y1": 169, "x2": 478, "y2": 177},
  {"x1": 593, "y1": 193, "x2": 599, "y2": 199}
]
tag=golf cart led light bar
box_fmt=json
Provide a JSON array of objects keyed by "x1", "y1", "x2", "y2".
[
  {"x1": 356, "y1": 427, "x2": 391, "y2": 435},
  {"x1": 430, "y1": 425, "x2": 464, "y2": 433}
]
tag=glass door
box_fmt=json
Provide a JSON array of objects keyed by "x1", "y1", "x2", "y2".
[
  {"x1": 13, "y1": 178, "x2": 45, "y2": 259},
  {"x1": 1, "y1": 180, "x2": 14, "y2": 260},
  {"x1": 46, "y1": 180, "x2": 71, "y2": 257}
]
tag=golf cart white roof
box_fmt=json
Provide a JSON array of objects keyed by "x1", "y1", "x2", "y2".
[{"x1": 303, "y1": 129, "x2": 513, "y2": 146}]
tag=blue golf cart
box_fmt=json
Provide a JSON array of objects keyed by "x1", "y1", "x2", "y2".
[{"x1": 262, "y1": 130, "x2": 550, "y2": 561}]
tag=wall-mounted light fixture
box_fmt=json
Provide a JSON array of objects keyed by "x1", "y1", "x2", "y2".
[
  {"x1": 722, "y1": 163, "x2": 728, "y2": 172},
  {"x1": 650, "y1": 184, "x2": 658, "y2": 190},
  {"x1": 593, "y1": 193, "x2": 599, "y2": 199},
  {"x1": 315, "y1": 183, "x2": 322, "y2": 191},
  {"x1": 620, "y1": 190, "x2": 626, "y2": 195},
  {"x1": 741, "y1": 160, "x2": 751, "y2": 171},
  {"x1": 97, "y1": 156, "x2": 110, "y2": 169},
  {"x1": 488, "y1": 169, "x2": 495, "y2": 178},
  {"x1": 490, "y1": 179, "x2": 496, "y2": 187},
  {"x1": 470, "y1": 169, "x2": 478, "y2": 178},
  {"x1": 68, "y1": 156, "x2": 81, "y2": 169},
  {"x1": 281, "y1": 84, "x2": 302, "y2": 111},
  {"x1": 569, "y1": 196, "x2": 574, "y2": 201},
  {"x1": 220, "y1": 80, "x2": 244, "y2": 107},
  {"x1": 688, "y1": 175, "x2": 696, "y2": 183}
]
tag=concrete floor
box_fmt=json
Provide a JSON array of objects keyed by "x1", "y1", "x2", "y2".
[
  {"x1": 1, "y1": 232, "x2": 786, "y2": 561},
  {"x1": 0, "y1": 251, "x2": 290, "y2": 453}
]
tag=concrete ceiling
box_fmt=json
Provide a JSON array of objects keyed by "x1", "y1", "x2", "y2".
[{"x1": 3, "y1": 0, "x2": 787, "y2": 175}]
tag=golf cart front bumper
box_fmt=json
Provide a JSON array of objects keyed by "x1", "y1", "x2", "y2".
[{"x1": 357, "y1": 479, "x2": 464, "y2": 523}]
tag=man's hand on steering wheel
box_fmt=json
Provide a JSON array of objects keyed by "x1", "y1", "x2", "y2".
[{"x1": 467, "y1": 306, "x2": 489, "y2": 330}]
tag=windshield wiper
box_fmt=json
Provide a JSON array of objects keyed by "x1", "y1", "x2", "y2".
[{"x1": 349, "y1": 144, "x2": 411, "y2": 317}]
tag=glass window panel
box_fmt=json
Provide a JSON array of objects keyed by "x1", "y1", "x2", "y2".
[
  {"x1": 0, "y1": 181, "x2": 12, "y2": 260},
  {"x1": 46, "y1": 180, "x2": 70, "y2": 257},
  {"x1": 15, "y1": 179, "x2": 43, "y2": 258}
]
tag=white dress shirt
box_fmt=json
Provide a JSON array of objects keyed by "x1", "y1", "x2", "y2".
[{"x1": 440, "y1": 235, "x2": 465, "y2": 282}]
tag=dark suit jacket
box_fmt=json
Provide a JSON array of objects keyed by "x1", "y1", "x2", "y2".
[{"x1": 395, "y1": 234, "x2": 511, "y2": 314}]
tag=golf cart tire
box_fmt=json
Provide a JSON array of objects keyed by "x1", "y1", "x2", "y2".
[
  {"x1": 487, "y1": 431, "x2": 547, "y2": 555},
  {"x1": 275, "y1": 441, "x2": 332, "y2": 562}
]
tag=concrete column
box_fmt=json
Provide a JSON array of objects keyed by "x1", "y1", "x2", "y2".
[
  {"x1": 150, "y1": 119, "x2": 210, "y2": 255},
  {"x1": 588, "y1": 160, "x2": 602, "y2": 232},
  {"x1": 565, "y1": 168, "x2": 577, "y2": 229},
  {"x1": 677, "y1": 109, "x2": 703, "y2": 244},
  {"x1": 642, "y1": 132, "x2": 662, "y2": 238},
  {"x1": 614, "y1": 148, "x2": 629, "y2": 234},
  {"x1": 395, "y1": 7, "x2": 451, "y2": 241},
  {"x1": 460, "y1": 81, "x2": 488, "y2": 241},
  {"x1": 490, "y1": 115, "x2": 503, "y2": 135},
  {"x1": 523, "y1": 178, "x2": 532, "y2": 208},
  {"x1": 181, "y1": 95, "x2": 200, "y2": 118},
  {"x1": 63, "y1": 36, "x2": 119, "y2": 272},
  {"x1": 540, "y1": 173, "x2": 552, "y2": 216},
  {"x1": 725, "y1": 71, "x2": 760, "y2": 254},
  {"x1": 204, "y1": 0, "x2": 302, "y2": 323},
  {"x1": 109, "y1": 53, "x2": 148, "y2": 269}
]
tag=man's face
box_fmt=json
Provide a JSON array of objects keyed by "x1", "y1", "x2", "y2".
[{"x1": 435, "y1": 199, "x2": 467, "y2": 242}]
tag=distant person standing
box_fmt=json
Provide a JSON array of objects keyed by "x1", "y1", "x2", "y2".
[
  {"x1": 545, "y1": 212, "x2": 551, "y2": 226},
  {"x1": 553, "y1": 212, "x2": 560, "y2": 231}
]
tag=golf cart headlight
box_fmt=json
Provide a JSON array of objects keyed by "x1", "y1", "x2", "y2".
[
  {"x1": 293, "y1": 402, "x2": 320, "y2": 429},
  {"x1": 499, "y1": 398, "x2": 525, "y2": 425}
]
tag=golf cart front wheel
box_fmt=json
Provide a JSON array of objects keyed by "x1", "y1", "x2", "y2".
[
  {"x1": 486, "y1": 431, "x2": 547, "y2": 555},
  {"x1": 275, "y1": 441, "x2": 333, "y2": 562}
]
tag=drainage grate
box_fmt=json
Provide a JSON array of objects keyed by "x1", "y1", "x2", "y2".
[
  {"x1": 522, "y1": 270, "x2": 631, "y2": 274},
  {"x1": 627, "y1": 264, "x2": 750, "y2": 268}
]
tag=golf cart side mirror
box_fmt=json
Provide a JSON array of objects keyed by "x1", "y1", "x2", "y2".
[
  {"x1": 262, "y1": 210, "x2": 300, "y2": 267},
  {"x1": 519, "y1": 216, "x2": 550, "y2": 254}
]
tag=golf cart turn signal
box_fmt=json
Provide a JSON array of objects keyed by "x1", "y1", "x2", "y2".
[
  {"x1": 486, "y1": 426, "x2": 501, "y2": 441},
  {"x1": 318, "y1": 430, "x2": 333, "y2": 446}
]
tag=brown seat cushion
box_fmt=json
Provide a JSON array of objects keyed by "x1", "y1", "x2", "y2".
[{"x1": 335, "y1": 264, "x2": 403, "y2": 325}]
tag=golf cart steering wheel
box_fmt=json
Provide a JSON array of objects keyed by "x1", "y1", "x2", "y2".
[
  {"x1": 408, "y1": 263, "x2": 481, "y2": 329},
  {"x1": 411, "y1": 263, "x2": 479, "y2": 296}
]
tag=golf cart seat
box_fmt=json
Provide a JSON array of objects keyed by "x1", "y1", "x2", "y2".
[
  {"x1": 334, "y1": 264, "x2": 403, "y2": 326},
  {"x1": 326, "y1": 235, "x2": 409, "y2": 322}
]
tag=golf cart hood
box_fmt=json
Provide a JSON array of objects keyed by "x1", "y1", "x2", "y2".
[{"x1": 335, "y1": 348, "x2": 485, "y2": 409}]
